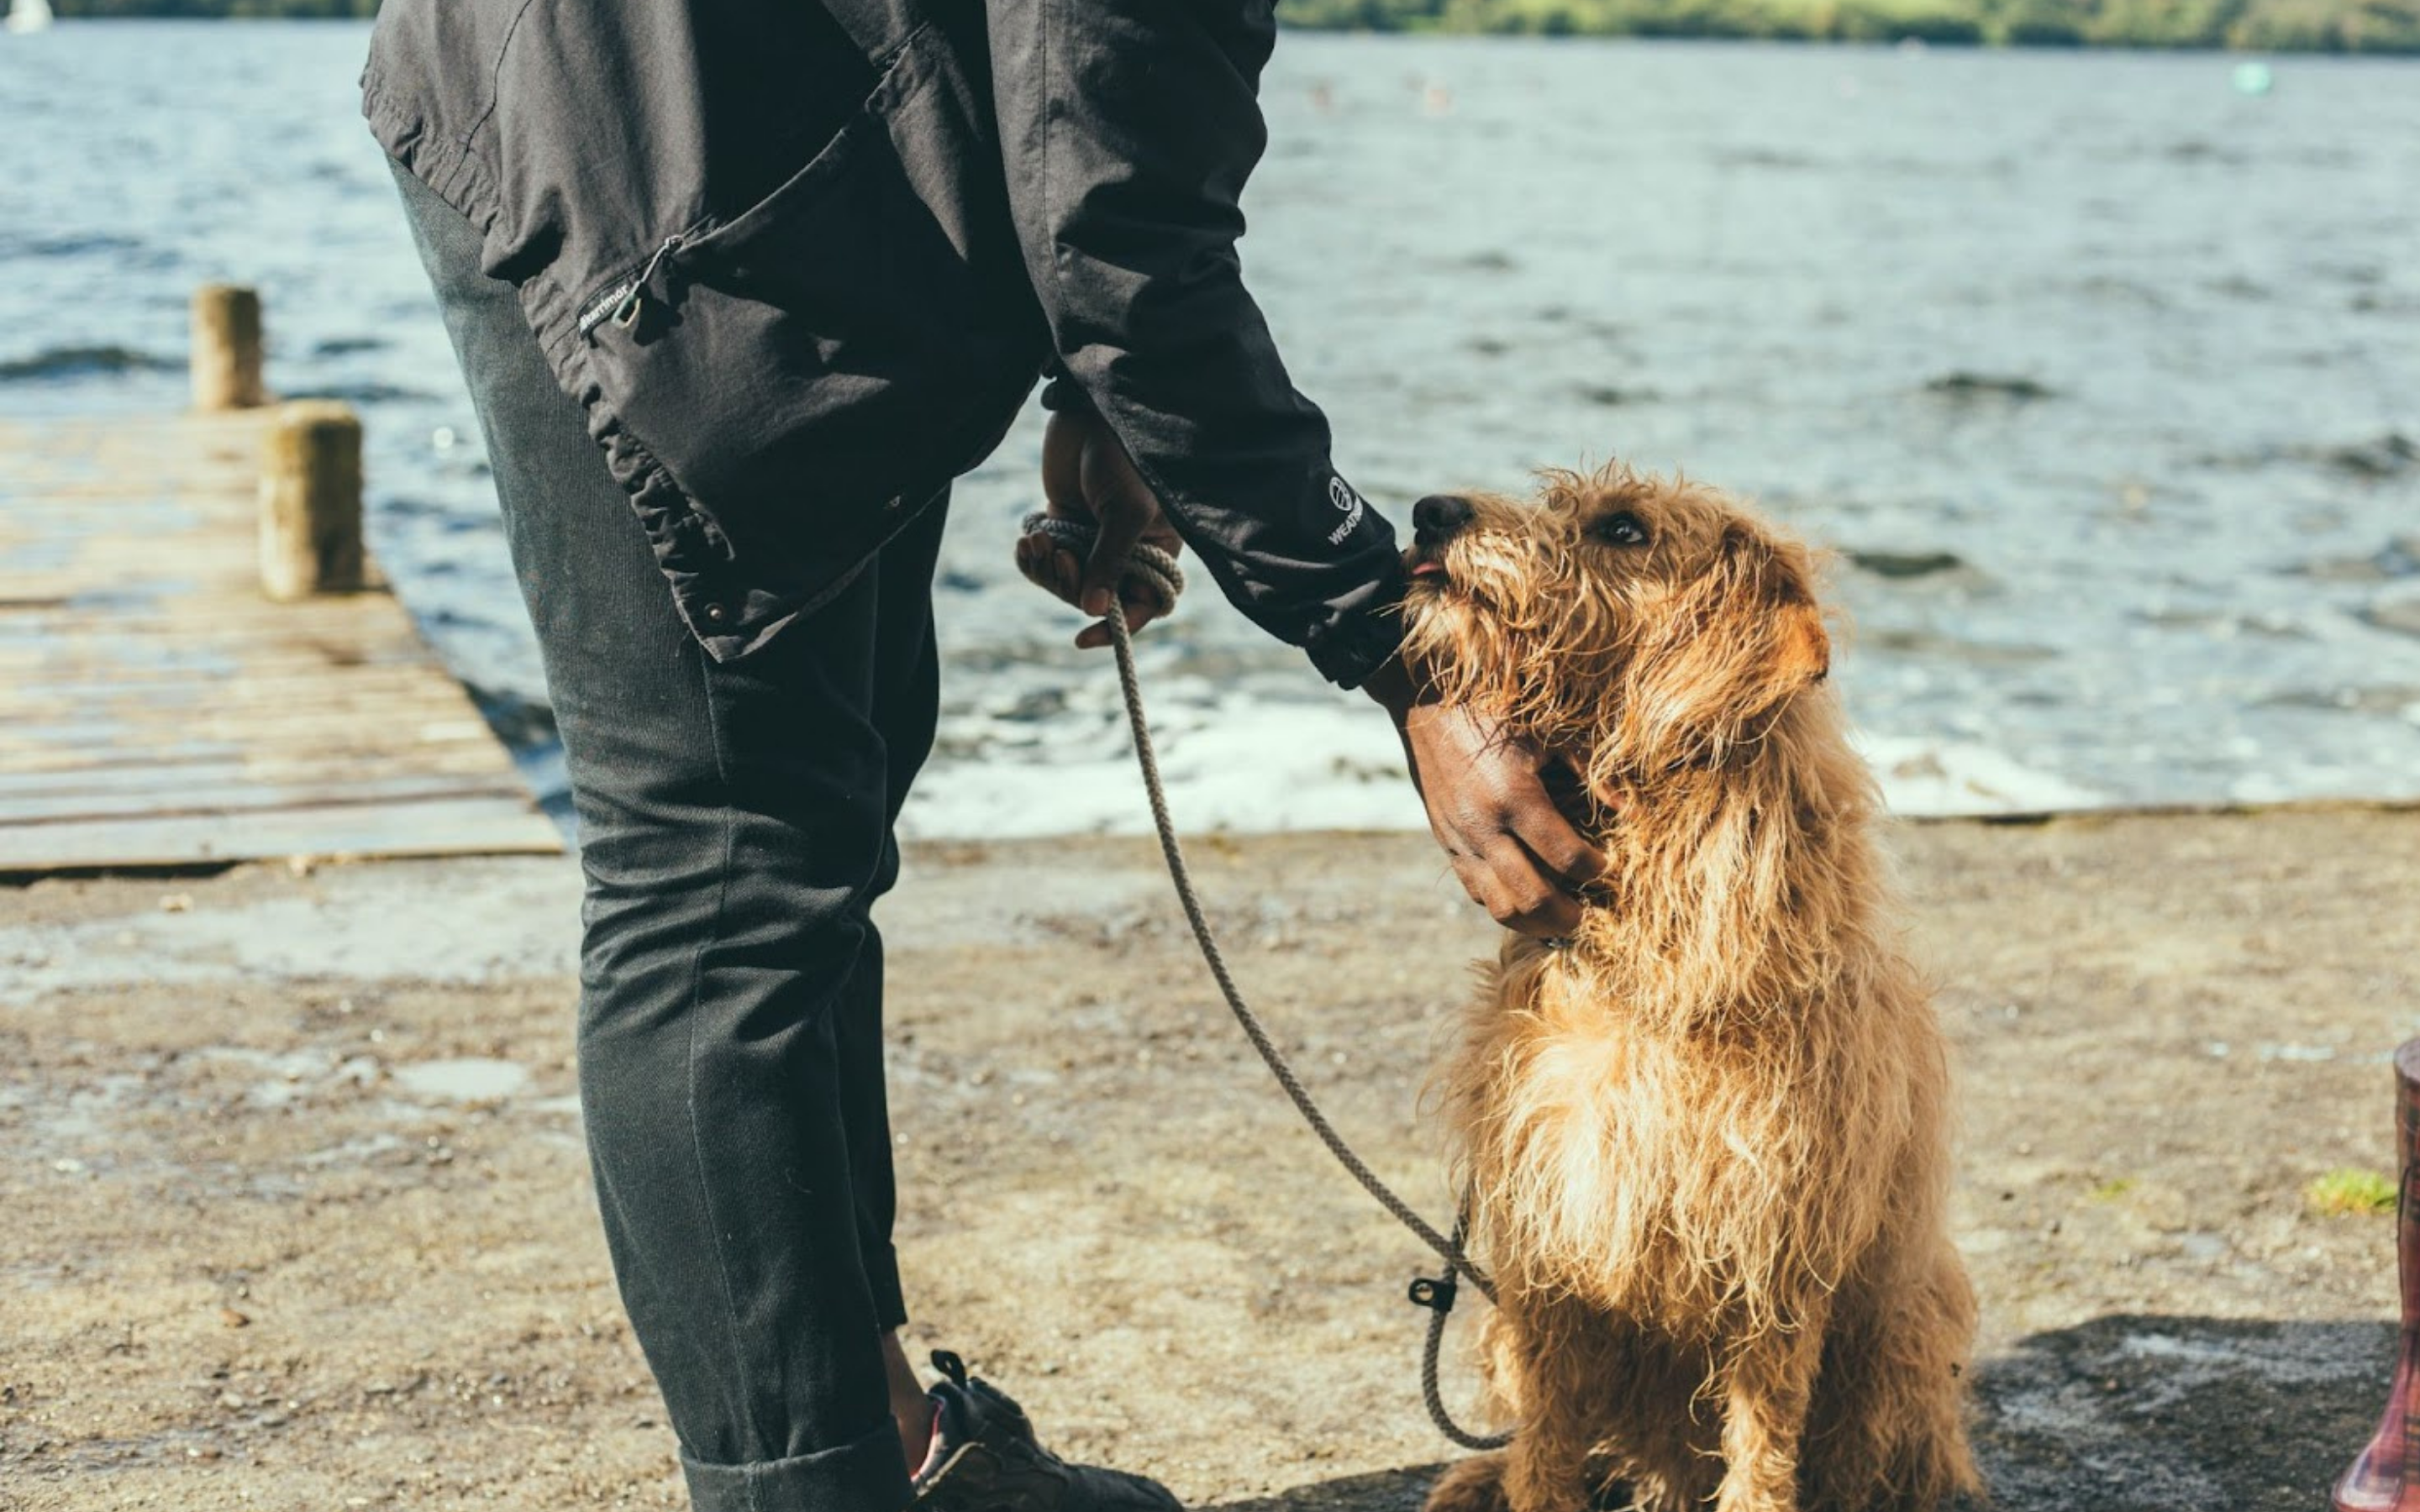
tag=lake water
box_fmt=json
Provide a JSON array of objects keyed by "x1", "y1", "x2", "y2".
[{"x1": 4, "y1": 24, "x2": 2417, "y2": 837}]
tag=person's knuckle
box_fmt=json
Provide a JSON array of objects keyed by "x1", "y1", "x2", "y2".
[
  {"x1": 1543, "y1": 832, "x2": 1593, "y2": 877},
  {"x1": 1497, "y1": 806, "x2": 1549, "y2": 846},
  {"x1": 1507, "y1": 875, "x2": 1555, "y2": 917},
  {"x1": 1473, "y1": 759, "x2": 1516, "y2": 801},
  {"x1": 1491, "y1": 789, "x2": 1538, "y2": 829}
]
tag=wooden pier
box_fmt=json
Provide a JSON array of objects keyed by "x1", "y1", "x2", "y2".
[{"x1": 0, "y1": 293, "x2": 560, "y2": 870}]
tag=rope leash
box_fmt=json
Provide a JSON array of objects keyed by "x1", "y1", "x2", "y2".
[{"x1": 1022, "y1": 513, "x2": 1514, "y2": 1453}]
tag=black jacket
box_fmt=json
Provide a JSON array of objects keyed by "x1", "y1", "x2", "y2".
[{"x1": 362, "y1": 0, "x2": 1408, "y2": 685}]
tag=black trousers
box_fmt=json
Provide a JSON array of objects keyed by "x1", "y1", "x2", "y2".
[{"x1": 395, "y1": 163, "x2": 937, "y2": 1512}]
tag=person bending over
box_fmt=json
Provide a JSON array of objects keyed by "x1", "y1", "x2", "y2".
[{"x1": 364, "y1": 3, "x2": 1601, "y2": 1510}]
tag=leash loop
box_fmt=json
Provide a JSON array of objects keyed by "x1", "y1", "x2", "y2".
[
  {"x1": 1420, "y1": 1226, "x2": 1510, "y2": 1452},
  {"x1": 1039, "y1": 511, "x2": 1512, "y2": 1451},
  {"x1": 1019, "y1": 513, "x2": 1187, "y2": 612}
]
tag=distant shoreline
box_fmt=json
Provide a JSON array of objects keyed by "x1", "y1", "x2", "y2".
[
  {"x1": 1302, "y1": 0, "x2": 2414, "y2": 51},
  {"x1": 32, "y1": 1, "x2": 2420, "y2": 54}
]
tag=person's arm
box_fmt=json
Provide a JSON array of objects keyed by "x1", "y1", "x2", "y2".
[
  {"x1": 993, "y1": 1, "x2": 1606, "y2": 933},
  {"x1": 1026, "y1": 412, "x2": 1608, "y2": 937},
  {"x1": 988, "y1": 0, "x2": 1404, "y2": 688}
]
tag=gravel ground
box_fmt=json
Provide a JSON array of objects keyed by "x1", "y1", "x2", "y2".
[{"x1": 3, "y1": 806, "x2": 2416, "y2": 1511}]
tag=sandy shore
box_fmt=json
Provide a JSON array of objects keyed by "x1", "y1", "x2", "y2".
[{"x1": 4, "y1": 806, "x2": 2417, "y2": 1510}]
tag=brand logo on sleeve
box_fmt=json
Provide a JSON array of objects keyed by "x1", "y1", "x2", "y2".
[{"x1": 1324, "y1": 475, "x2": 1367, "y2": 545}]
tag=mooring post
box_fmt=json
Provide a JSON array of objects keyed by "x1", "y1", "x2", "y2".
[
  {"x1": 258, "y1": 401, "x2": 366, "y2": 601},
  {"x1": 2333, "y1": 1038, "x2": 2420, "y2": 1512},
  {"x1": 191, "y1": 284, "x2": 267, "y2": 412}
]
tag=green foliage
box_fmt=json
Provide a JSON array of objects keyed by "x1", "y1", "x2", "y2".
[
  {"x1": 1834, "y1": 0, "x2": 1990, "y2": 45},
  {"x1": 1297, "y1": 0, "x2": 2420, "y2": 45},
  {"x1": 1288, "y1": 0, "x2": 1449, "y2": 28},
  {"x1": 1996, "y1": 1, "x2": 2091, "y2": 42},
  {"x1": 52, "y1": 0, "x2": 379, "y2": 13},
  {"x1": 2080, "y1": 0, "x2": 2249, "y2": 47},
  {"x1": 2230, "y1": 0, "x2": 2420, "y2": 48},
  {"x1": 36, "y1": 0, "x2": 2420, "y2": 50},
  {"x1": 2307, "y1": 1168, "x2": 2398, "y2": 1216}
]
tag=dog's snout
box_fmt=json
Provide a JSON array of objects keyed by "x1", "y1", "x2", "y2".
[{"x1": 1413, "y1": 494, "x2": 1476, "y2": 549}]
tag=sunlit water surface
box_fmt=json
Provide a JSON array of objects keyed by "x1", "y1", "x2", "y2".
[{"x1": 4, "y1": 24, "x2": 2416, "y2": 835}]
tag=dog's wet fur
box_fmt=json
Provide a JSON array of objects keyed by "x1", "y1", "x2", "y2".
[{"x1": 1402, "y1": 465, "x2": 1980, "y2": 1512}]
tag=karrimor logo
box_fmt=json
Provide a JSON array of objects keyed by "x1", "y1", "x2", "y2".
[{"x1": 1324, "y1": 475, "x2": 1366, "y2": 544}]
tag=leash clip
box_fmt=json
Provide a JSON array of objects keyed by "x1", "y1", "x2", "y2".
[{"x1": 1407, "y1": 1271, "x2": 1459, "y2": 1314}]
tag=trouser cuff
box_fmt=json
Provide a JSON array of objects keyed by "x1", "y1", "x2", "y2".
[{"x1": 681, "y1": 1418, "x2": 909, "y2": 1512}]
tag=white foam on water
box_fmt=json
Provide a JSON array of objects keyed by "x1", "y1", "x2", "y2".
[
  {"x1": 901, "y1": 701, "x2": 2102, "y2": 839},
  {"x1": 1851, "y1": 733, "x2": 2106, "y2": 816},
  {"x1": 902, "y1": 694, "x2": 1428, "y2": 839}
]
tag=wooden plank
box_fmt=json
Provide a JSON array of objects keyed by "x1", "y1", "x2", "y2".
[
  {"x1": 0, "y1": 748, "x2": 526, "y2": 801},
  {"x1": 2, "y1": 666, "x2": 475, "y2": 704},
  {"x1": 0, "y1": 795, "x2": 562, "y2": 869},
  {"x1": 0, "y1": 732, "x2": 504, "y2": 778},
  {"x1": 0, "y1": 712, "x2": 497, "y2": 752},
  {"x1": 0, "y1": 772, "x2": 536, "y2": 827},
  {"x1": 0, "y1": 412, "x2": 561, "y2": 871},
  {"x1": 0, "y1": 683, "x2": 513, "y2": 722},
  {"x1": 0, "y1": 601, "x2": 411, "y2": 639}
]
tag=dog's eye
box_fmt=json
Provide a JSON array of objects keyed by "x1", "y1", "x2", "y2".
[{"x1": 1591, "y1": 512, "x2": 1649, "y2": 548}]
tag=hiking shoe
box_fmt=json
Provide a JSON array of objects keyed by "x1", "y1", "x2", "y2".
[{"x1": 909, "y1": 1351, "x2": 1182, "y2": 1512}]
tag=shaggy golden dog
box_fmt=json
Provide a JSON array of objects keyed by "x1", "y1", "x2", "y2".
[{"x1": 1397, "y1": 467, "x2": 1980, "y2": 1512}]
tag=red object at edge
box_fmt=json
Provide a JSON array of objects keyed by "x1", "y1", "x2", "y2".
[{"x1": 2334, "y1": 1040, "x2": 2420, "y2": 1512}]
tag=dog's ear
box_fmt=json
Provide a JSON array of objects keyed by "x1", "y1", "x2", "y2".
[
  {"x1": 1617, "y1": 523, "x2": 1830, "y2": 767},
  {"x1": 1770, "y1": 580, "x2": 1829, "y2": 691},
  {"x1": 1730, "y1": 523, "x2": 1828, "y2": 696}
]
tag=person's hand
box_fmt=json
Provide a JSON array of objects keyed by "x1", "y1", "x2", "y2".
[
  {"x1": 1364, "y1": 657, "x2": 1608, "y2": 937},
  {"x1": 1016, "y1": 409, "x2": 1184, "y2": 650}
]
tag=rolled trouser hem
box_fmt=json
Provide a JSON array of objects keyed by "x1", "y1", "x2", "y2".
[{"x1": 682, "y1": 1419, "x2": 910, "y2": 1512}]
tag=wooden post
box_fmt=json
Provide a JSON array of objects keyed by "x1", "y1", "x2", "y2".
[
  {"x1": 258, "y1": 402, "x2": 366, "y2": 601},
  {"x1": 192, "y1": 284, "x2": 266, "y2": 412}
]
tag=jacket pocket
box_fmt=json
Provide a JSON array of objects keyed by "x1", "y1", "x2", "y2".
[{"x1": 577, "y1": 20, "x2": 1044, "y2": 564}]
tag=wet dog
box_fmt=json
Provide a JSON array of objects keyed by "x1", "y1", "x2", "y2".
[{"x1": 1400, "y1": 467, "x2": 1980, "y2": 1512}]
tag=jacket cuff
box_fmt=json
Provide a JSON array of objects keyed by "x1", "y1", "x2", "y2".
[
  {"x1": 1039, "y1": 363, "x2": 1093, "y2": 416},
  {"x1": 1302, "y1": 568, "x2": 1410, "y2": 688}
]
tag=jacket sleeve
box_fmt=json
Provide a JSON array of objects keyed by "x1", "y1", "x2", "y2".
[{"x1": 987, "y1": 0, "x2": 1407, "y2": 687}]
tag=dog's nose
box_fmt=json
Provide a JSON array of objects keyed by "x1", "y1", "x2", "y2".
[{"x1": 1413, "y1": 494, "x2": 1476, "y2": 549}]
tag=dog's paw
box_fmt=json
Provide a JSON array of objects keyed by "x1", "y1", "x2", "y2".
[{"x1": 1423, "y1": 1453, "x2": 1512, "y2": 1512}]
